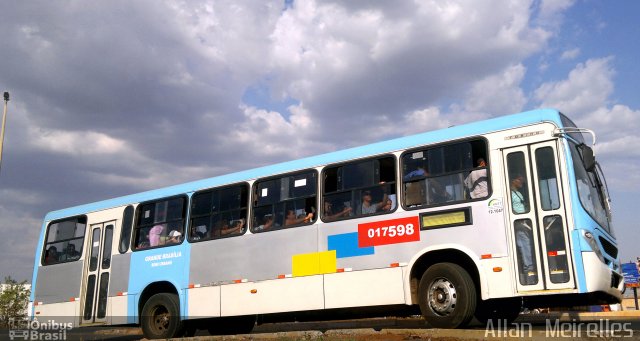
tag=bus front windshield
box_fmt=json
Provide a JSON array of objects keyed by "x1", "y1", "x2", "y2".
[{"x1": 569, "y1": 142, "x2": 612, "y2": 235}]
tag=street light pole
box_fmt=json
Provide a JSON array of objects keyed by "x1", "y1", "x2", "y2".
[{"x1": 0, "y1": 91, "x2": 10, "y2": 174}]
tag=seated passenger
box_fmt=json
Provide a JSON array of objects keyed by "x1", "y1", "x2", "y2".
[
  {"x1": 190, "y1": 225, "x2": 207, "y2": 241},
  {"x1": 427, "y1": 177, "x2": 451, "y2": 204},
  {"x1": 360, "y1": 189, "x2": 389, "y2": 215},
  {"x1": 45, "y1": 246, "x2": 58, "y2": 264},
  {"x1": 254, "y1": 215, "x2": 274, "y2": 232},
  {"x1": 167, "y1": 230, "x2": 182, "y2": 244},
  {"x1": 323, "y1": 200, "x2": 352, "y2": 220},
  {"x1": 60, "y1": 243, "x2": 80, "y2": 261},
  {"x1": 137, "y1": 230, "x2": 150, "y2": 248},
  {"x1": 381, "y1": 198, "x2": 393, "y2": 212},
  {"x1": 222, "y1": 219, "x2": 245, "y2": 236},
  {"x1": 284, "y1": 209, "x2": 313, "y2": 226}
]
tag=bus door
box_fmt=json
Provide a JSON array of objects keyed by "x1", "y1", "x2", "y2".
[
  {"x1": 81, "y1": 221, "x2": 114, "y2": 325},
  {"x1": 503, "y1": 141, "x2": 575, "y2": 292}
]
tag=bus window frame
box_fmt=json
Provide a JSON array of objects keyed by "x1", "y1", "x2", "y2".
[
  {"x1": 400, "y1": 136, "x2": 491, "y2": 211},
  {"x1": 250, "y1": 168, "x2": 319, "y2": 233},
  {"x1": 42, "y1": 215, "x2": 88, "y2": 266},
  {"x1": 132, "y1": 194, "x2": 188, "y2": 251},
  {"x1": 119, "y1": 205, "x2": 134, "y2": 254},
  {"x1": 320, "y1": 154, "x2": 398, "y2": 223},
  {"x1": 188, "y1": 181, "x2": 250, "y2": 243}
]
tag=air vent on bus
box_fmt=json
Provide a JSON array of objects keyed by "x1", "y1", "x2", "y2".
[
  {"x1": 598, "y1": 236, "x2": 618, "y2": 259},
  {"x1": 611, "y1": 272, "x2": 622, "y2": 289}
]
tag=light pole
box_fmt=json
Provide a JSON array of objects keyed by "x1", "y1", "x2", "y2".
[{"x1": 0, "y1": 91, "x2": 9, "y2": 174}]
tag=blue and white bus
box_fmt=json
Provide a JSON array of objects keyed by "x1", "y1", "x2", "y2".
[{"x1": 30, "y1": 109, "x2": 622, "y2": 338}]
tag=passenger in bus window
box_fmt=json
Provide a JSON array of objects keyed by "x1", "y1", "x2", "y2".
[
  {"x1": 167, "y1": 230, "x2": 182, "y2": 244},
  {"x1": 45, "y1": 246, "x2": 58, "y2": 264},
  {"x1": 360, "y1": 189, "x2": 388, "y2": 215},
  {"x1": 222, "y1": 219, "x2": 244, "y2": 235},
  {"x1": 149, "y1": 224, "x2": 164, "y2": 246},
  {"x1": 381, "y1": 198, "x2": 394, "y2": 212},
  {"x1": 137, "y1": 230, "x2": 150, "y2": 248},
  {"x1": 59, "y1": 243, "x2": 80, "y2": 261},
  {"x1": 511, "y1": 174, "x2": 536, "y2": 283},
  {"x1": 403, "y1": 165, "x2": 426, "y2": 181},
  {"x1": 323, "y1": 200, "x2": 352, "y2": 220},
  {"x1": 191, "y1": 225, "x2": 207, "y2": 240},
  {"x1": 464, "y1": 158, "x2": 488, "y2": 199},
  {"x1": 254, "y1": 214, "x2": 274, "y2": 232},
  {"x1": 284, "y1": 209, "x2": 313, "y2": 226},
  {"x1": 510, "y1": 175, "x2": 527, "y2": 213},
  {"x1": 426, "y1": 177, "x2": 450, "y2": 204}
]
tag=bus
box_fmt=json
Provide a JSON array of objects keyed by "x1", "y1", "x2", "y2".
[{"x1": 30, "y1": 108, "x2": 623, "y2": 338}]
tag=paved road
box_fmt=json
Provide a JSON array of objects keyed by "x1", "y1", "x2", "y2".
[{"x1": 57, "y1": 311, "x2": 640, "y2": 340}]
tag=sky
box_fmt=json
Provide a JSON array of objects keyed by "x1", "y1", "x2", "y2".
[{"x1": 0, "y1": 0, "x2": 638, "y2": 282}]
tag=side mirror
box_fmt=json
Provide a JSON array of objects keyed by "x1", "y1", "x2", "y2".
[{"x1": 579, "y1": 144, "x2": 596, "y2": 172}]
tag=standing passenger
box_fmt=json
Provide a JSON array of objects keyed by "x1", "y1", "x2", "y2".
[
  {"x1": 511, "y1": 174, "x2": 536, "y2": 284},
  {"x1": 149, "y1": 224, "x2": 164, "y2": 246},
  {"x1": 464, "y1": 158, "x2": 489, "y2": 199}
]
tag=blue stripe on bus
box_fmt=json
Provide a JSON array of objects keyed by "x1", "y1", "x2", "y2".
[
  {"x1": 561, "y1": 138, "x2": 611, "y2": 292},
  {"x1": 126, "y1": 242, "x2": 191, "y2": 323},
  {"x1": 41, "y1": 109, "x2": 563, "y2": 222},
  {"x1": 328, "y1": 232, "x2": 375, "y2": 258}
]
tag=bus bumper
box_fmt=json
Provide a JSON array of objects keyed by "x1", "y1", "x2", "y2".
[{"x1": 582, "y1": 251, "x2": 624, "y2": 302}]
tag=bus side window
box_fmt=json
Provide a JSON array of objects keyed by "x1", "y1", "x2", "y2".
[
  {"x1": 133, "y1": 197, "x2": 186, "y2": 250},
  {"x1": 401, "y1": 139, "x2": 488, "y2": 208},
  {"x1": 189, "y1": 183, "x2": 249, "y2": 242},
  {"x1": 251, "y1": 171, "x2": 317, "y2": 233},
  {"x1": 43, "y1": 216, "x2": 87, "y2": 265},
  {"x1": 119, "y1": 205, "x2": 134, "y2": 253},
  {"x1": 322, "y1": 156, "x2": 396, "y2": 221}
]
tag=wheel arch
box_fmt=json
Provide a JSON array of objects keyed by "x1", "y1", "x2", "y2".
[
  {"x1": 138, "y1": 281, "x2": 181, "y2": 320},
  {"x1": 407, "y1": 246, "x2": 483, "y2": 304}
]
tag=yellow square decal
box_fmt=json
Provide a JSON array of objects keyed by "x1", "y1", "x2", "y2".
[{"x1": 292, "y1": 250, "x2": 336, "y2": 277}]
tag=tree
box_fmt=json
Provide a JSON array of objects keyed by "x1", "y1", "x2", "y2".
[{"x1": 0, "y1": 276, "x2": 30, "y2": 329}]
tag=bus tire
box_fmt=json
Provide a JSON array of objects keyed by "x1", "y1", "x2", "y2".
[
  {"x1": 418, "y1": 262, "x2": 476, "y2": 329},
  {"x1": 141, "y1": 293, "x2": 184, "y2": 339},
  {"x1": 474, "y1": 297, "x2": 521, "y2": 325}
]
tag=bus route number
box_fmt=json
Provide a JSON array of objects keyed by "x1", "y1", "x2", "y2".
[
  {"x1": 358, "y1": 216, "x2": 421, "y2": 247},
  {"x1": 366, "y1": 224, "x2": 414, "y2": 238}
]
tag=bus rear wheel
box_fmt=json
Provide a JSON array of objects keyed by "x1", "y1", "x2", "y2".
[
  {"x1": 418, "y1": 263, "x2": 476, "y2": 329},
  {"x1": 141, "y1": 293, "x2": 184, "y2": 339}
]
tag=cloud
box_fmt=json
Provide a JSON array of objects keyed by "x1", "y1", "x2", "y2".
[
  {"x1": 267, "y1": 0, "x2": 553, "y2": 127},
  {"x1": 534, "y1": 57, "x2": 615, "y2": 115},
  {"x1": 29, "y1": 129, "x2": 128, "y2": 156},
  {"x1": 560, "y1": 48, "x2": 580, "y2": 61},
  {"x1": 536, "y1": 0, "x2": 576, "y2": 30},
  {"x1": 462, "y1": 64, "x2": 527, "y2": 115}
]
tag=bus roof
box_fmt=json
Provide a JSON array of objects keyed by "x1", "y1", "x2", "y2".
[{"x1": 44, "y1": 108, "x2": 563, "y2": 221}]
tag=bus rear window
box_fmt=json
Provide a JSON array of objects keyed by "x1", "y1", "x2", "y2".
[{"x1": 43, "y1": 216, "x2": 87, "y2": 265}]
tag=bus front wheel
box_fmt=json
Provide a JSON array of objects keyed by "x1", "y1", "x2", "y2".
[
  {"x1": 418, "y1": 262, "x2": 477, "y2": 329},
  {"x1": 141, "y1": 293, "x2": 184, "y2": 339}
]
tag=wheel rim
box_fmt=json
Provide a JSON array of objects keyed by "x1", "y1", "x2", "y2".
[
  {"x1": 428, "y1": 278, "x2": 457, "y2": 316},
  {"x1": 150, "y1": 305, "x2": 171, "y2": 333}
]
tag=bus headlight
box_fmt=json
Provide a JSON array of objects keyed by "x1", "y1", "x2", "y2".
[{"x1": 583, "y1": 231, "x2": 606, "y2": 263}]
